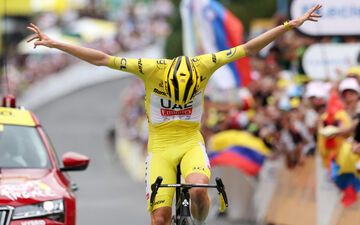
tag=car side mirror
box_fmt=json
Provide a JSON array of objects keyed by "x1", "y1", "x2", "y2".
[{"x1": 60, "y1": 152, "x2": 90, "y2": 172}]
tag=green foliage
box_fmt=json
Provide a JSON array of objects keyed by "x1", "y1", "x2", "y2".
[
  {"x1": 164, "y1": 0, "x2": 182, "y2": 58},
  {"x1": 164, "y1": 0, "x2": 277, "y2": 58},
  {"x1": 220, "y1": 0, "x2": 277, "y2": 31}
]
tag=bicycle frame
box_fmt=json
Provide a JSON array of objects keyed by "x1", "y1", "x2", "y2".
[{"x1": 150, "y1": 165, "x2": 228, "y2": 225}]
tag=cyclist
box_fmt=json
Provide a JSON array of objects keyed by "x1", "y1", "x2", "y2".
[{"x1": 27, "y1": 4, "x2": 321, "y2": 225}]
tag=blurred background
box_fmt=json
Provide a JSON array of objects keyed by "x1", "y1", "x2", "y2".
[{"x1": 1, "y1": 0, "x2": 360, "y2": 224}]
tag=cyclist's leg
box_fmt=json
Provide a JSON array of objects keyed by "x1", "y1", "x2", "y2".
[
  {"x1": 146, "y1": 152, "x2": 177, "y2": 225},
  {"x1": 186, "y1": 173, "x2": 210, "y2": 221},
  {"x1": 150, "y1": 207, "x2": 172, "y2": 225},
  {"x1": 181, "y1": 142, "x2": 211, "y2": 221}
]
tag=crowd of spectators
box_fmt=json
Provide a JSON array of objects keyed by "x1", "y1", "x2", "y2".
[
  {"x1": 1, "y1": 0, "x2": 173, "y2": 96},
  {"x1": 2, "y1": 0, "x2": 359, "y2": 193},
  {"x1": 117, "y1": 14, "x2": 360, "y2": 172}
]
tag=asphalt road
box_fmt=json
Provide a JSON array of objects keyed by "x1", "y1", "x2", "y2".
[{"x1": 34, "y1": 77, "x2": 238, "y2": 225}]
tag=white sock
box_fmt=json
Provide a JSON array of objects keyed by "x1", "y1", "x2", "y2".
[{"x1": 193, "y1": 218, "x2": 205, "y2": 225}]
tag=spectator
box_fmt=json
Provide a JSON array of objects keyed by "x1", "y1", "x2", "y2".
[
  {"x1": 3, "y1": 0, "x2": 174, "y2": 97},
  {"x1": 339, "y1": 77, "x2": 360, "y2": 119}
]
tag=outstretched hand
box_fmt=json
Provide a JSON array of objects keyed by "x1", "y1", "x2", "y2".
[
  {"x1": 26, "y1": 23, "x2": 54, "y2": 49},
  {"x1": 290, "y1": 4, "x2": 322, "y2": 28}
]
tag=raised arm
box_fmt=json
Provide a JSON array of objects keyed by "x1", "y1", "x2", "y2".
[
  {"x1": 242, "y1": 4, "x2": 322, "y2": 56},
  {"x1": 198, "y1": 4, "x2": 322, "y2": 76},
  {"x1": 26, "y1": 23, "x2": 110, "y2": 66}
]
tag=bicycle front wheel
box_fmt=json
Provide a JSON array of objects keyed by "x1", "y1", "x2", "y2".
[
  {"x1": 180, "y1": 217, "x2": 194, "y2": 225},
  {"x1": 171, "y1": 216, "x2": 177, "y2": 225}
]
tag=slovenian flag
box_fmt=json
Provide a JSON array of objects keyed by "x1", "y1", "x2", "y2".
[
  {"x1": 207, "y1": 130, "x2": 271, "y2": 176},
  {"x1": 180, "y1": 0, "x2": 251, "y2": 89}
]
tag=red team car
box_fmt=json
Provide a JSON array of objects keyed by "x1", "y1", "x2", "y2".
[{"x1": 0, "y1": 95, "x2": 90, "y2": 225}]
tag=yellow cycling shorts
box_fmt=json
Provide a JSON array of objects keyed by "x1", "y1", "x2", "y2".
[{"x1": 145, "y1": 134, "x2": 211, "y2": 212}]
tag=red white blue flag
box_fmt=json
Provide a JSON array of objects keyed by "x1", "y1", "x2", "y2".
[{"x1": 180, "y1": 0, "x2": 251, "y2": 88}]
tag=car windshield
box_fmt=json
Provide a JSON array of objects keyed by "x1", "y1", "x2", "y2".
[{"x1": 0, "y1": 124, "x2": 51, "y2": 169}]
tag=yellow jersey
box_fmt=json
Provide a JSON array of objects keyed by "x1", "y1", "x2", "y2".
[{"x1": 108, "y1": 46, "x2": 246, "y2": 145}]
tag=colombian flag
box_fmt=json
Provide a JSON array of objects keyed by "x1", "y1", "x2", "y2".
[
  {"x1": 208, "y1": 130, "x2": 271, "y2": 176},
  {"x1": 180, "y1": 0, "x2": 251, "y2": 88},
  {"x1": 329, "y1": 142, "x2": 360, "y2": 207}
]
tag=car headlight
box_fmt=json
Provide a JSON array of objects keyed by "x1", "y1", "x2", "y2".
[{"x1": 12, "y1": 199, "x2": 65, "y2": 222}]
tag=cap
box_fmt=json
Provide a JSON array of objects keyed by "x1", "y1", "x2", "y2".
[
  {"x1": 346, "y1": 66, "x2": 360, "y2": 77},
  {"x1": 338, "y1": 77, "x2": 360, "y2": 94},
  {"x1": 305, "y1": 81, "x2": 330, "y2": 99}
]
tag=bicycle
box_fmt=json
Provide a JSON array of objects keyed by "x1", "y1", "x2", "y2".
[{"x1": 150, "y1": 165, "x2": 228, "y2": 225}]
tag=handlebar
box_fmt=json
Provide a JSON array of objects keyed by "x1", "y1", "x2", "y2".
[
  {"x1": 215, "y1": 177, "x2": 228, "y2": 212},
  {"x1": 149, "y1": 176, "x2": 228, "y2": 212},
  {"x1": 150, "y1": 176, "x2": 163, "y2": 206}
]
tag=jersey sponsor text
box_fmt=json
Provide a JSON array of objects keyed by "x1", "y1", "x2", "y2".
[
  {"x1": 149, "y1": 90, "x2": 202, "y2": 124},
  {"x1": 138, "y1": 58, "x2": 144, "y2": 74},
  {"x1": 226, "y1": 47, "x2": 237, "y2": 58},
  {"x1": 153, "y1": 88, "x2": 167, "y2": 96},
  {"x1": 119, "y1": 58, "x2": 127, "y2": 70},
  {"x1": 160, "y1": 99, "x2": 193, "y2": 109},
  {"x1": 161, "y1": 108, "x2": 193, "y2": 116}
]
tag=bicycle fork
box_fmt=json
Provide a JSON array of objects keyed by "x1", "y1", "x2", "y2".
[{"x1": 179, "y1": 188, "x2": 191, "y2": 219}]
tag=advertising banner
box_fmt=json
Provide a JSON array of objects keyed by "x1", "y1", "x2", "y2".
[
  {"x1": 302, "y1": 43, "x2": 360, "y2": 81},
  {"x1": 290, "y1": 0, "x2": 360, "y2": 36}
]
